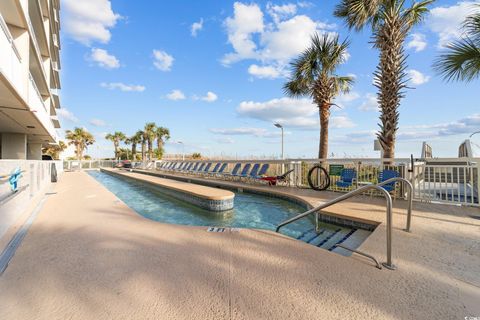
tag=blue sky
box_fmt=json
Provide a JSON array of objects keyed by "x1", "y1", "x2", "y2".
[{"x1": 58, "y1": 0, "x2": 480, "y2": 159}]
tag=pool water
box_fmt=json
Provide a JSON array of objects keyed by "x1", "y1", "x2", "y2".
[{"x1": 88, "y1": 171, "x2": 368, "y2": 252}]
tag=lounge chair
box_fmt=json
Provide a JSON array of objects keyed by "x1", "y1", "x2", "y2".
[
  {"x1": 259, "y1": 169, "x2": 294, "y2": 186},
  {"x1": 224, "y1": 163, "x2": 241, "y2": 178},
  {"x1": 248, "y1": 164, "x2": 269, "y2": 182},
  {"x1": 378, "y1": 170, "x2": 400, "y2": 192},
  {"x1": 200, "y1": 163, "x2": 212, "y2": 175},
  {"x1": 195, "y1": 163, "x2": 206, "y2": 174},
  {"x1": 216, "y1": 163, "x2": 228, "y2": 177},
  {"x1": 207, "y1": 163, "x2": 221, "y2": 176},
  {"x1": 189, "y1": 162, "x2": 199, "y2": 173},
  {"x1": 182, "y1": 163, "x2": 193, "y2": 172},
  {"x1": 232, "y1": 163, "x2": 251, "y2": 180},
  {"x1": 241, "y1": 163, "x2": 259, "y2": 180},
  {"x1": 335, "y1": 168, "x2": 357, "y2": 188}
]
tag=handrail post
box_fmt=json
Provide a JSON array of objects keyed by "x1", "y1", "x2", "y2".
[
  {"x1": 376, "y1": 177, "x2": 413, "y2": 232},
  {"x1": 382, "y1": 190, "x2": 396, "y2": 270}
]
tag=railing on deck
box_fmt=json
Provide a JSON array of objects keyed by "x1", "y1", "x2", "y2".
[{"x1": 63, "y1": 157, "x2": 480, "y2": 207}]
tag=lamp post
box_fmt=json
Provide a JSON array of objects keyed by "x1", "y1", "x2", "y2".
[
  {"x1": 470, "y1": 131, "x2": 480, "y2": 139},
  {"x1": 177, "y1": 141, "x2": 185, "y2": 161},
  {"x1": 274, "y1": 123, "x2": 284, "y2": 159}
]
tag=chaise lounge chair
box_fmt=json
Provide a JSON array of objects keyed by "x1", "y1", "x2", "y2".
[{"x1": 335, "y1": 168, "x2": 357, "y2": 189}]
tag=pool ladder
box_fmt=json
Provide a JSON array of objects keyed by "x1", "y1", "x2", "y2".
[{"x1": 276, "y1": 178, "x2": 413, "y2": 270}]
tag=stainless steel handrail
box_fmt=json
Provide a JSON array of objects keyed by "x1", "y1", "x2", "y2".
[
  {"x1": 276, "y1": 184, "x2": 396, "y2": 270},
  {"x1": 376, "y1": 177, "x2": 413, "y2": 232}
]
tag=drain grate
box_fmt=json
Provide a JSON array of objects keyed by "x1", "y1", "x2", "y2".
[{"x1": 207, "y1": 227, "x2": 226, "y2": 233}]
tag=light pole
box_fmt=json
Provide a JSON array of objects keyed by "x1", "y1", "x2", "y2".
[
  {"x1": 177, "y1": 141, "x2": 185, "y2": 160},
  {"x1": 274, "y1": 123, "x2": 284, "y2": 159},
  {"x1": 470, "y1": 131, "x2": 480, "y2": 139}
]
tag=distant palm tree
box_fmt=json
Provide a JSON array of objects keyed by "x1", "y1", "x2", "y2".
[
  {"x1": 65, "y1": 127, "x2": 95, "y2": 161},
  {"x1": 335, "y1": 0, "x2": 434, "y2": 160},
  {"x1": 42, "y1": 140, "x2": 67, "y2": 159},
  {"x1": 105, "y1": 131, "x2": 126, "y2": 160},
  {"x1": 284, "y1": 33, "x2": 354, "y2": 159},
  {"x1": 139, "y1": 130, "x2": 147, "y2": 161},
  {"x1": 128, "y1": 131, "x2": 143, "y2": 161},
  {"x1": 155, "y1": 127, "x2": 170, "y2": 159},
  {"x1": 434, "y1": 4, "x2": 480, "y2": 82},
  {"x1": 144, "y1": 122, "x2": 157, "y2": 161}
]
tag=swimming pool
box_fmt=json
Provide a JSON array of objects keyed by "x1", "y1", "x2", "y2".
[{"x1": 88, "y1": 171, "x2": 369, "y2": 252}]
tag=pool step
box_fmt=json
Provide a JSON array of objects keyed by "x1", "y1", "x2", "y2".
[{"x1": 296, "y1": 227, "x2": 367, "y2": 256}]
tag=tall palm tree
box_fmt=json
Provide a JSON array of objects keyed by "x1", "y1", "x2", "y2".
[
  {"x1": 335, "y1": 0, "x2": 434, "y2": 160},
  {"x1": 105, "y1": 131, "x2": 126, "y2": 160},
  {"x1": 144, "y1": 122, "x2": 157, "y2": 161},
  {"x1": 139, "y1": 130, "x2": 147, "y2": 161},
  {"x1": 434, "y1": 5, "x2": 480, "y2": 82},
  {"x1": 284, "y1": 33, "x2": 354, "y2": 160},
  {"x1": 128, "y1": 131, "x2": 143, "y2": 161},
  {"x1": 65, "y1": 127, "x2": 95, "y2": 161},
  {"x1": 155, "y1": 127, "x2": 170, "y2": 159}
]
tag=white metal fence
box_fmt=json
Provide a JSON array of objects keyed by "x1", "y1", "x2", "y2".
[{"x1": 64, "y1": 157, "x2": 480, "y2": 207}]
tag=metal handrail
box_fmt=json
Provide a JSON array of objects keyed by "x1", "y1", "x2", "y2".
[
  {"x1": 276, "y1": 184, "x2": 396, "y2": 270},
  {"x1": 376, "y1": 177, "x2": 413, "y2": 232}
]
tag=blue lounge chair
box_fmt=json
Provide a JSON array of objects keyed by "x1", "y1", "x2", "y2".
[
  {"x1": 216, "y1": 163, "x2": 228, "y2": 176},
  {"x1": 336, "y1": 169, "x2": 357, "y2": 188},
  {"x1": 189, "y1": 162, "x2": 199, "y2": 173},
  {"x1": 241, "y1": 163, "x2": 259, "y2": 180},
  {"x1": 248, "y1": 164, "x2": 269, "y2": 181},
  {"x1": 200, "y1": 163, "x2": 212, "y2": 175},
  {"x1": 182, "y1": 163, "x2": 193, "y2": 172},
  {"x1": 196, "y1": 163, "x2": 206, "y2": 173},
  {"x1": 224, "y1": 163, "x2": 241, "y2": 178},
  {"x1": 378, "y1": 170, "x2": 400, "y2": 192},
  {"x1": 233, "y1": 163, "x2": 251, "y2": 179},
  {"x1": 207, "y1": 163, "x2": 221, "y2": 176}
]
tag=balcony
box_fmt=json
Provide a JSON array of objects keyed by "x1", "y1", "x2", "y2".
[
  {"x1": 0, "y1": 13, "x2": 27, "y2": 99},
  {"x1": 28, "y1": 72, "x2": 57, "y2": 139}
]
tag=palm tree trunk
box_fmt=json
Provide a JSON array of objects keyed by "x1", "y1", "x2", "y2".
[
  {"x1": 114, "y1": 143, "x2": 118, "y2": 161},
  {"x1": 319, "y1": 103, "x2": 330, "y2": 160},
  {"x1": 132, "y1": 143, "x2": 137, "y2": 160},
  {"x1": 148, "y1": 140, "x2": 153, "y2": 161},
  {"x1": 141, "y1": 142, "x2": 146, "y2": 161}
]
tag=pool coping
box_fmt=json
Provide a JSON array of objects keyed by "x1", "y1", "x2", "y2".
[
  {"x1": 128, "y1": 168, "x2": 379, "y2": 231},
  {"x1": 100, "y1": 168, "x2": 235, "y2": 212}
]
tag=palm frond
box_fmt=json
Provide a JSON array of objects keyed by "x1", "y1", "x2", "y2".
[
  {"x1": 434, "y1": 36, "x2": 480, "y2": 82},
  {"x1": 334, "y1": 0, "x2": 381, "y2": 31},
  {"x1": 463, "y1": 4, "x2": 480, "y2": 39},
  {"x1": 402, "y1": 0, "x2": 435, "y2": 29}
]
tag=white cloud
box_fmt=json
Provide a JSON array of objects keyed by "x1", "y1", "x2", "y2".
[
  {"x1": 407, "y1": 69, "x2": 430, "y2": 85},
  {"x1": 90, "y1": 48, "x2": 120, "y2": 69},
  {"x1": 248, "y1": 64, "x2": 282, "y2": 79},
  {"x1": 407, "y1": 33, "x2": 427, "y2": 52},
  {"x1": 210, "y1": 127, "x2": 280, "y2": 137},
  {"x1": 215, "y1": 137, "x2": 235, "y2": 144},
  {"x1": 335, "y1": 91, "x2": 360, "y2": 108},
  {"x1": 428, "y1": 1, "x2": 479, "y2": 47},
  {"x1": 153, "y1": 50, "x2": 174, "y2": 71},
  {"x1": 57, "y1": 108, "x2": 78, "y2": 122},
  {"x1": 198, "y1": 91, "x2": 218, "y2": 102},
  {"x1": 100, "y1": 82, "x2": 146, "y2": 92},
  {"x1": 358, "y1": 93, "x2": 379, "y2": 112},
  {"x1": 166, "y1": 89, "x2": 186, "y2": 101},
  {"x1": 62, "y1": 0, "x2": 121, "y2": 45},
  {"x1": 237, "y1": 97, "x2": 318, "y2": 129},
  {"x1": 90, "y1": 119, "x2": 107, "y2": 127},
  {"x1": 223, "y1": 2, "x2": 264, "y2": 64},
  {"x1": 222, "y1": 2, "x2": 336, "y2": 79},
  {"x1": 266, "y1": 3, "x2": 297, "y2": 23},
  {"x1": 331, "y1": 116, "x2": 356, "y2": 128},
  {"x1": 191, "y1": 18, "x2": 204, "y2": 37}
]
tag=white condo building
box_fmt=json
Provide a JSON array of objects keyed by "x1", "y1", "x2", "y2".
[{"x1": 0, "y1": 0, "x2": 61, "y2": 160}]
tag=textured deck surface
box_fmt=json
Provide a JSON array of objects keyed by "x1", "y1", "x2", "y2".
[{"x1": 0, "y1": 171, "x2": 479, "y2": 320}]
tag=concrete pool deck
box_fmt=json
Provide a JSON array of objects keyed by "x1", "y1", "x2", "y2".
[{"x1": 0, "y1": 171, "x2": 479, "y2": 319}]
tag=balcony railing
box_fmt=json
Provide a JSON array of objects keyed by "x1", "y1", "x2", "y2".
[{"x1": 0, "y1": 13, "x2": 26, "y2": 98}]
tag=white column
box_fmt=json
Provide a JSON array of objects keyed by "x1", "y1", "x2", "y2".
[
  {"x1": 1, "y1": 133, "x2": 27, "y2": 159},
  {"x1": 27, "y1": 142, "x2": 42, "y2": 160}
]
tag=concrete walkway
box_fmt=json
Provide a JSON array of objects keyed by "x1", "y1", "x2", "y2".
[{"x1": 0, "y1": 171, "x2": 479, "y2": 319}]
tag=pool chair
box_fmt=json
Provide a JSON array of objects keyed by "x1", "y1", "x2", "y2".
[
  {"x1": 189, "y1": 162, "x2": 200, "y2": 174},
  {"x1": 200, "y1": 163, "x2": 212, "y2": 175},
  {"x1": 195, "y1": 163, "x2": 206, "y2": 174},
  {"x1": 231, "y1": 163, "x2": 251, "y2": 180},
  {"x1": 241, "y1": 164, "x2": 259, "y2": 181},
  {"x1": 182, "y1": 163, "x2": 193, "y2": 173},
  {"x1": 208, "y1": 163, "x2": 227, "y2": 178},
  {"x1": 223, "y1": 163, "x2": 241, "y2": 179},
  {"x1": 378, "y1": 169, "x2": 400, "y2": 192},
  {"x1": 335, "y1": 168, "x2": 357, "y2": 189},
  {"x1": 164, "y1": 162, "x2": 174, "y2": 171},
  {"x1": 259, "y1": 169, "x2": 294, "y2": 186},
  {"x1": 248, "y1": 164, "x2": 269, "y2": 182},
  {"x1": 207, "y1": 163, "x2": 221, "y2": 176},
  {"x1": 215, "y1": 163, "x2": 228, "y2": 177}
]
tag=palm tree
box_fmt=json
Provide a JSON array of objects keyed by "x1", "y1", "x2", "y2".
[
  {"x1": 284, "y1": 33, "x2": 354, "y2": 160},
  {"x1": 139, "y1": 130, "x2": 147, "y2": 161},
  {"x1": 42, "y1": 140, "x2": 67, "y2": 159},
  {"x1": 128, "y1": 131, "x2": 143, "y2": 161},
  {"x1": 434, "y1": 5, "x2": 480, "y2": 82},
  {"x1": 144, "y1": 122, "x2": 157, "y2": 161},
  {"x1": 335, "y1": 0, "x2": 434, "y2": 160},
  {"x1": 65, "y1": 127, "x2": 95, "y2": 161},
  {"x1": 105, "y1": 131, "x2": 126, "y2": 160},
  {"x1": 155, "y1": 127, "x2": 170, "y2": 159}
]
